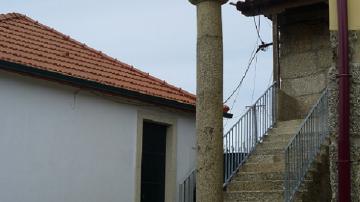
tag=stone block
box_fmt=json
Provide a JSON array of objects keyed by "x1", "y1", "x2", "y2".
[
  {"x1": 349, "y1": 31, "x2": 360, "y2": 63},
  {"x1": 350, "y1": 137, "x2": 360, "y2": 162},
  {"x1": 350, "y1": 83, "x2": 360, "y2": 137},
  {"x1": 311, "y1": 32, "x2": 331, "y2": 50},
  {"x1": 328, "y1": 143, "x2": 338, "y2": 201},
  {"x1": 316, "y1": 49, "x2": 333, "y2": 69},
  {"x1": 280, "y1": 52, "x2": 318, "y2": 79},
  {"x1": 296, "y1": 94, "x2": 322, "y2": 117},
  {"x1": 277, "y1": 90, "x2": 301, "y2": 121},
  {"x1": 281, "y1": 73, "x2": 327, "y2": 97},
  {"x1": 351, "y1": 63, "x2": 360, "y2": 84},
  {"x1": 351, "y1": 163, "x2": 360, "y2": 200},
  {"x1": 281, "y1": 25, "x2": 313, "y2": 55},
  {"x1": 281, "y1": 39, "x2": 313, "y2": 56},
  {"x1": 350, "y1": 109, "x2": 360, "y2": 137}
]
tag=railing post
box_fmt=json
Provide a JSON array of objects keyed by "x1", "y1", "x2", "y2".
[
  {"x1": 252, "y1": 105, "x2": 258, "y2": 145},
  {"x1": 273, "y1": 83, "x2": 277, "y2": 126}
]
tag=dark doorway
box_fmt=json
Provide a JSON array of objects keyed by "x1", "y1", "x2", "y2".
[{"x1": 141, "y1": 121, "x2": 167, "y2": 202}]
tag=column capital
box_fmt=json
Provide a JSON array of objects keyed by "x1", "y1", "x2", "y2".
[{"x1": 189, "y1": 0, "x2": 228, "y2": 6}]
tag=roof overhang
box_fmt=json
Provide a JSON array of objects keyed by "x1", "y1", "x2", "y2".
[
  {"x1": 234, "y1": 0, "x2": 327, "y2": 16},
  {"x1": 0, "y1": 60, "x2": 233, "y2": 118}
]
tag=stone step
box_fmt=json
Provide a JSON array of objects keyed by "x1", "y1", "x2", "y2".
[
  {"x1": 227, "y1": 180, "x2": 284, "y2": 192},
  {"x1": 266, "y1": 135, "x2": 294, "y2": 142},
  {"x1": 253, "y1": 148, "x2": 284, "y2": 155},
  {"x1": 223, "y1": 119, "x2": 320, "y2": 202},
  {"x1": 268, "y1": 121, "x2": 302, "y2": 135},
  {"x1": 268, "y1": 128, "x2": 298, "y2": 137},
  {"x1": 234, "y1": 171, "x2": 284, "y2": 181},
  {"x1": 260, "y1": 138, "x2": 317, "y2": 150},
  {"x1": 263, "y1": 133, "x2": 294, "y2": 142},
  {"x1": 239, "y1": 162, "x2": 284, "y2": 172},
  {"x1": 225, "y1": 190, "x2": 284, "y2": 202},
  {"x1": 247, "y1": 154, "x2": 284, "y2": 164},
  {"x1": 256, "y1": 141, "x2": 289, "y2": 150},
  {"x1": 276, "y1": 119, "x2": 303, "y2": 128}
]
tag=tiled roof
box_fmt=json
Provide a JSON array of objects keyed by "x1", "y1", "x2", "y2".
[{"x1": 0, "y1": 13, "x2": 196, "y2": 108}]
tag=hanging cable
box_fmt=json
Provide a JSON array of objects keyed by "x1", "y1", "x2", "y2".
[
  {"x1": 223, "y1": 44, "x2": 258, "y2": 104},
  {"x1": 253, "y1": 16, "x2": 264, "y2": 44},
  {"x1": 251, "y1": 55, "x2": 258, "y2": 102},
  {"x1": 223, "y1": 16, "x2": 273, "y2": 105},
  {"x1": 223, "y1": 42, "x2": 272, "y2": 104},
  {"x1": 223, "y1": 41, "x2": 258, "y2": 128}
]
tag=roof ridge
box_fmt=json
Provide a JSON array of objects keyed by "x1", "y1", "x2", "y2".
[
  {"x1": 9, "y1": 12, "x2": 195, "y2": 97},
  {"x1": 0, "y1": 12, "x2": 27, "y2": 22}
]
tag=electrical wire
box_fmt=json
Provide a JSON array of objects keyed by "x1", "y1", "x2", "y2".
[
  {"x1": 251, "y1": 55, "x2": 258, "y2": 102},
  {"x1": 253, "y1": 16, "x2": 264, "y2": 44},
  {"x1": 224, "y1": 16, "x2": 272, "y2": 105},
  {"x1": 224, "y1": 15, "x2": 272, "y2": 129},
  {"x1": 223, "y1": 42, "x2": 259, "y2": 105},
  {"x1": 223, "y1": 42, "x2": 258, "y2": 128}
]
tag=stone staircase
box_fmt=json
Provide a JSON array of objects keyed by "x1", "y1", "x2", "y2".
[
  {"x1": 179, "y1": 85, "x2": 331, "y2": 202},
  {"x1": 224, "y1": 119, "x2": 304, "y2": 202}
]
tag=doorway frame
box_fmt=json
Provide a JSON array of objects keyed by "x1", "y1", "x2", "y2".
[{"x1": 135, "y1": 110, "x2": 177, "y2": 202}]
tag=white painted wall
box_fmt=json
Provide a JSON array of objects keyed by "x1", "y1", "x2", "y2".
[
  {"x1": 176, "y1": 117, "x2": 196, "y2": 182},
  {"x1": 0, "y1": 71, "x2": 196, "y2": 202}
]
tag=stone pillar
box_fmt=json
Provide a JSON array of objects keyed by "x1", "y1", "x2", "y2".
[
  {"x1": 329, "y1": 0, "x2": 360, "y2": 200},
  {"x1": 188, "y1": 0, "x2": 227, "y2": 201}
]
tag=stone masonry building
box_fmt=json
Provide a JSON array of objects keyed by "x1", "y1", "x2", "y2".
[{"x1": 234, "y1": 0, "x2": 360, "y2": 201}]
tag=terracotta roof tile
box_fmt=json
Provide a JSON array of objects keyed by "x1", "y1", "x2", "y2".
[{"x1": 0, "y1": 13, "x2": 196, "y2": 106}]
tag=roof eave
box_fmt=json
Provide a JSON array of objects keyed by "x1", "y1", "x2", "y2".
[
  {"x1": 0, "y1": 60, "x2": 195, "y2": 111},
  {"x1": 235, "y1": 0, "x2": 327, "y2": 16},
  {"x1": 0, "y1": 60, "x2": 233, "y2": 118}
]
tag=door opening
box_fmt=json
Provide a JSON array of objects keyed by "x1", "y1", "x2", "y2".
[{"x1": 141, "y1": 121, "x2": 167, "y2": 202}]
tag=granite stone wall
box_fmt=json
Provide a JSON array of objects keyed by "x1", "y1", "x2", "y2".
[
  {"x1": 278, "y1": 5, "x2": 332, "y2": 118},
  {"x1": 273, "y1": 3, "x2": 360, "y2": 201},
  {"x1": 328, "y1": 31, "x2": 360, "y2": 201}
]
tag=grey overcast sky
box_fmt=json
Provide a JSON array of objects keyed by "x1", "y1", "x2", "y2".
[{"x1": 0, "y1": 0, "x2": 273, "y2": 128}]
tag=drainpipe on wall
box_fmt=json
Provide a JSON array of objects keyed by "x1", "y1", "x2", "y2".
[{"x1": 336, "y1": 0, "x2": 351, "y2": 201}]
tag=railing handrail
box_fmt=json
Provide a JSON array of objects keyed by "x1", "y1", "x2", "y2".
[
  {"x1": 179, "y1": 168, "x2": 196, "y2": 184},
  {"x1": 285, "y1": 88, "x2": 329, "y2": 149},
  {"x1": 223, "y1": 107, "x2": 252, "y2": 138},
  {"x1": 223, "y1": 81, "x2": 277, "y2": 138},
  {"x1": 223, "y1": 82, "x2": 277, "y2": 187},
  {"x1": 180, "y1": 82, "x2": 278, "y2": 201},
  {"x1": 284, "y1": 88, "x2": 329, "y2": 202},
  {"x1": 179, "y1": 169, "x2": 196, "y2": 202},
  {"x1": 253, "y1": 82, "x2": 277, "y2": 106}
]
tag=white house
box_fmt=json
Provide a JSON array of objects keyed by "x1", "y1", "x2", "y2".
[{"x1": 0, "y1": 13, "x2": 212, "y2": 202}]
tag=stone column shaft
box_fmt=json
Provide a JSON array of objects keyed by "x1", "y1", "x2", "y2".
[{"x1": 190, "y1": 0, "x2": 226, "y2": 201}]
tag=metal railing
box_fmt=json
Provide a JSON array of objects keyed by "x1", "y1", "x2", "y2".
[
  {"x1": 179, "y1": 82, "x2": 277, "y2": 201},
  {"x1": 284, "y1": 89, "x2": 329, "y2": 202},
  {"x1": 179, "y1": 169, "x2": 196, "y2": 202},
  {"x1": 223, "y1": 82, "x2": 277, "y2": 186}
]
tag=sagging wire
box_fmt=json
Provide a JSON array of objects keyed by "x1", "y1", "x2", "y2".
[
  {"x1": 223, "y1": 42, "x2": 258, "y2": 105},
  {"x1": 223, "y1": 15, "x2": 272, "y2": 128},
  {"x1": 223, "y1": 41, "x2": 272, "y2": 105},
  {"x1": 251, "y1": 54, "x2": 258, "y2": 102},
  {"x1": 253, "y1": 16, "x2": 264, "y2": 44},
  {"x1": 223, "y1": 15, "x2": 273, "y2": 105},
  {"x1": 223, "y1": 42, "x2": 258, "y2": 128}
]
